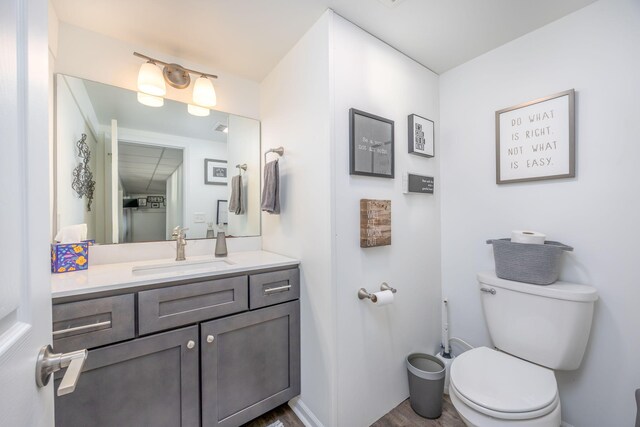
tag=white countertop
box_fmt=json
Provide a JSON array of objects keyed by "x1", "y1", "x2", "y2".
[{"x1": 51, "y1": 250, "x2": 299, "y2": 299}]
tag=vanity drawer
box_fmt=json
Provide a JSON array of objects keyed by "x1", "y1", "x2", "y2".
[
  {"x1": 52, "y1": 294, "x2": 135, "y2": 353},
  {"x1": 249, "y1": 268, "x2": 300, "y2": 309},
  {"x1": 138, "y1": 276, "x2": 249, "y2": 335}
]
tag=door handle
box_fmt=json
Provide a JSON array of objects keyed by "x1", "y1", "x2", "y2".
[{"x1": 36, "y1": 345, "x2": 88, "y2": 396}]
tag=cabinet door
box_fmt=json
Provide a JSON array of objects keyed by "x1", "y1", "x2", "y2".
[
  {"x1": 201, "y1": 301, "x2": 300, "y2": 427},
  {"x1": 55, "y1": 326, "x2": 200, "y2": 427}
]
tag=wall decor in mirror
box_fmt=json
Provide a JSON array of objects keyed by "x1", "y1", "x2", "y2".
[{"x1": 55, "y1": 74, "x2": 260, "y2": 245}]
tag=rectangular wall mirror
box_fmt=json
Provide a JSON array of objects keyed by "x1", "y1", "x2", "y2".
[{"x1": 54, "y1": 74, "x2": 261, "y2": 244}]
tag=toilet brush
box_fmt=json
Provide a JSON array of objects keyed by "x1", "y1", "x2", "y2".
[{"x1": 435, "y1": 298, "x2": 454, "y2": 394}]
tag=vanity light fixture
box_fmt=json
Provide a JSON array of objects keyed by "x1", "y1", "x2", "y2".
[
  {"x1": 133, "y1": 51, "x2": 218, "y2": 114},
  {"x1": 137, "y1": 61, "x2": 166, "y2": 96},
  {"x1": 193, "y1": 76, "x2": 217, "y2": 108}
]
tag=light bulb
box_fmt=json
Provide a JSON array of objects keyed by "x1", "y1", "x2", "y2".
[
  {"x1": 192, "y1": 76, "x2": 217, "y2": 108},
  {"x1": 137, "y1": 92, "x2": 164, "y2": 107},
  {"x1": 188, "y1": 104, "x2": 210, "y2": 117},
  {"x1": 138, "y1": 61, "x2": 166, "y2": 96}
]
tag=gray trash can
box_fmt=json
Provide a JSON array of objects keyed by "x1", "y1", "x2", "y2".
[{"x1": 406, "y1": 353, "x2": 445, "y2": 419}]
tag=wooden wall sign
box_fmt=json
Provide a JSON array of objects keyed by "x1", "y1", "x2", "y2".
[{"x1": 360, "y1": 199, "x2": 391, "y2": 248}]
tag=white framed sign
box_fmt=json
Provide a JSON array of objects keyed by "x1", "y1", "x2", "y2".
[{"x1": 496, "y1": 89, "x2": 575, "y2": 184}]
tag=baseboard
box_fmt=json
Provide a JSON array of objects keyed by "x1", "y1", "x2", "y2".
[
  {"x1": 561, "y1": 421, "x2": 575, "y2": 427},
  {"x1": 288, "y1": 397, "x2": 325, "y2": 427}
]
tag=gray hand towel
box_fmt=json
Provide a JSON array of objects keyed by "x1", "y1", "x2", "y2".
[
  {"x1": 228, "y1": 175, "x2": 245, "y2": 215},
  {"x1": 261, "y1": 160, "x2": 280, "y2": 214}
]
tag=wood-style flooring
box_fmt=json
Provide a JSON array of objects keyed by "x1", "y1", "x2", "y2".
[
  {"x1": 242, "y1": 395, "x2": 465, "y2": 427},
  {"x1": 371, "y1": 396, "x2": 465, "y2": 427}
]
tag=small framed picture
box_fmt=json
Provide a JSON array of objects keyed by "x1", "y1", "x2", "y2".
[
  {"x1": 349, "y1": 108, "x2": 394, "y2": 178},
  {"x1": 217, "y1": 200, "x2": 228, "y2": 225},
  {"x1": 204, "y1": 159, "x2": 228, "y2": 185},
  {"x1": 408, "y1": 114, "x2": 434, "y2": 157},
  {"x1": 137, "y1": 198, "x2": 147, "y2": 207}
]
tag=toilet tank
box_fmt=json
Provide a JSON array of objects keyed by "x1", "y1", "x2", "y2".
[{"x1": 477, "y1": 272, "x2": 598, "y2": 370}]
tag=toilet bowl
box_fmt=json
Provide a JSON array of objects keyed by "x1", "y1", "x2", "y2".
[
  {"x1": 449, "y1": 347, "x2": 561, "y2": 427},
  {"x1": 448, "y1": 272, "x2": 597, "y2": 427}
]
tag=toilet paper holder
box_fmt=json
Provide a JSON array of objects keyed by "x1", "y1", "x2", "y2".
[{"x1": 358, "y1": 282, "x2": 397, "y2": 301}]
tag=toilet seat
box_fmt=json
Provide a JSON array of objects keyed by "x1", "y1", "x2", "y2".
[{"x1": 450, "y1": 347, "x2": 559, "y2": 421}]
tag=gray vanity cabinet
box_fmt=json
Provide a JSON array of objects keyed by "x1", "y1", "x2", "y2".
[
  {"x1": 201, "y1": 300, "x2": 300, "y2": 427},
  {"x1": 53, "y1": 266, "x2": 300, "y2": 427},
  {"x1": 54, "y1": 326, "x2": 200, "y2": 427}
]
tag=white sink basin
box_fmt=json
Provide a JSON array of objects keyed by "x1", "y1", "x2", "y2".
[{"x1": 132, "y1": 257, "x2": 235, "y2": 275}]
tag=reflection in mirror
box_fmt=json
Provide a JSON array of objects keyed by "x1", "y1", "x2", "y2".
[{"x1": 55, "y1": 74, "x2": 260, "y2": 244}]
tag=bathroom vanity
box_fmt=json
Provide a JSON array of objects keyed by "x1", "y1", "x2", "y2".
[{"x1": 50, "y1": 252, "x2": 300, "y2": 427}]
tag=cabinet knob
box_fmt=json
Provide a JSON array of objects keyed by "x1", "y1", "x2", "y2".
[
  {"x1": 187, "y1": 340, "x2": 196, "y2": 349},
  {"x1": 207, "y1": 335, "x2": 214, "y2": 343}
]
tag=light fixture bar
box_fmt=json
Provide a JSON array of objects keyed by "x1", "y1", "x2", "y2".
[{"x1": 133, "y1": 51, "x2": 218, "y2": 79}]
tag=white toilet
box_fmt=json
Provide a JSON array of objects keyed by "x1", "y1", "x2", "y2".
[{"x1": 449, "y1": 271, "x2": 598, "y2": 427}]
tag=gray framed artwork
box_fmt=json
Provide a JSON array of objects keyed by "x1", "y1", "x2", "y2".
[
  {"x1": 496, "y1": 89, "x2": 575, "y2": 184},
  {"x1": 408, "y1": 114, "x2": 434, "y2": 157},
  {"x1": 349, "y1": 108, "x2": 394, "y2": 178},
  {"x1": 204, "y1": 158, "x2": 228, "y2": 185}
]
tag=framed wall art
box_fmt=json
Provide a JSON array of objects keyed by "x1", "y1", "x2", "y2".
[
  {"x1": 204, "y1": 159, "x2": 228, "y2": 185},
  {"x1": 496, "y1": 89, "x2": 575, "y2": 184},
  {"x1": 408, "y1": 114, "x2": 434, "y2": 157},
  {"x1": 349, "y1": 108, "x2": 394, "y2": 178}
]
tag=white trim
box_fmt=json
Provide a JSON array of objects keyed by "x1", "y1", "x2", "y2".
[{"x1": 289, "y1": 397, "x2": 325, "y2": 427}]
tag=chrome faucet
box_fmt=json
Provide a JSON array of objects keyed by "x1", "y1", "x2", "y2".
[{"x1": 172, "y1": 226, "x2": 189, "y2": 261}]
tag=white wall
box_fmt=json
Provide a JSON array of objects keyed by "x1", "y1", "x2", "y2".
[
  {"x1": 261, "y1": 11, "x2": 441, "y2": 427},
  {"x1": 260, "y1": 11, "x2": 336, "y2": 427},
  {"x1": 55, "y1": 75, "x2": 101, "y2": 240},
  {"x1": 227, "y1": 115, "x2": 261, "y2": 237},
  {"x1": 332, "y1": 14, "x2": 441, "y2": 427},
  {"x1": 54, "y1": 22, "x2": 260, "y2": 119},
  {"x1": 439, "y1": 1, "x2": 640, "y2": 426}
]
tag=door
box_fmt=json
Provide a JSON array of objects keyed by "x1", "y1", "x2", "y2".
[
  {"x1": 201, "y1": 301, "x2": 300, "y2": 427},
  {"x1": 54, "y1": 326, "x2": 200, "y2": 427},
  {"x1": 0, "y1": 0, "x2": 54, "y2": 425}
]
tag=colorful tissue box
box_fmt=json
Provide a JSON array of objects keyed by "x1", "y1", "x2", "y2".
[{"x1": 51, "y1": 242, "x2": 89, "y2": 273}]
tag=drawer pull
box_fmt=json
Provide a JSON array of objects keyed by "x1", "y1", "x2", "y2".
[
  {"x1": 53, "y1": 320, "x2": 112, "y2": 337},
  {"x1": 264, "y1": 284, "x2": 291, "y2": 295},
  {"x1": 187, "y1": 340, "x2": 196, "y2": 349}
]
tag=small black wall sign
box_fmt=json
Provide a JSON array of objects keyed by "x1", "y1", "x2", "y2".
[{"x1": 403, "y1": 173, "x2": 434, "y2": 194}]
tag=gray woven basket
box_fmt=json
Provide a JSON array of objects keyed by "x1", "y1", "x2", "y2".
[{"x1": 486, "y1": 238, "x2": 573, "y2": 285}]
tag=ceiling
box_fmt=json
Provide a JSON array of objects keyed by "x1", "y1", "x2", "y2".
[
  {"x1": 51, "y1": 0, "x2": 596, "y2": 80},
  {"x1": 118, "y1": 142, "x2": 183, "y2": 195}
]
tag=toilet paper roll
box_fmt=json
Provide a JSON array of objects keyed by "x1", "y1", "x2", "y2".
[
  {"x1": 511, "y1": 230, "x2": 546, "y2": 245},
  {"x1": 372, "y1": 290, "x2": 394, "y2": 306}
]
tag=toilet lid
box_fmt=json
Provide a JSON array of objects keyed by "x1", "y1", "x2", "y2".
[{"x1": 450, "y1": 347, "x2": 557, "y2": 414}]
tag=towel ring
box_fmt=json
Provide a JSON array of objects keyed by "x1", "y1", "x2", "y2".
[
  {"x1": 264, "y1": 146, "x2": 284, "y2": 164},
  {"x1": 235, "y1": 164, "x2": 247, "y2": 175}
]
